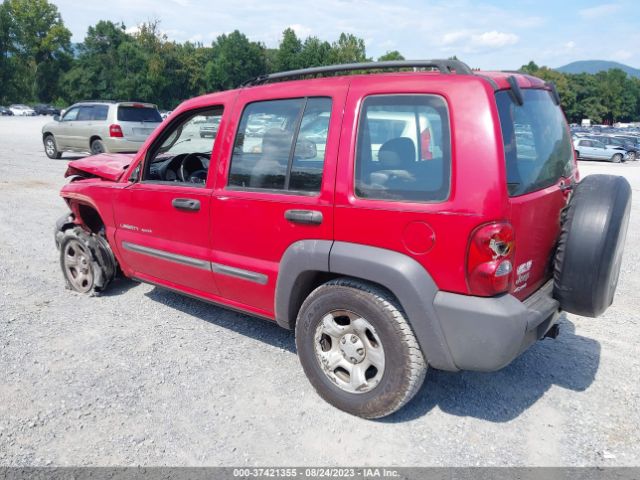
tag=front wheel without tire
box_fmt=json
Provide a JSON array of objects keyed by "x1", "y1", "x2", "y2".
[
  {"x1": 295, "y1": 278, "x2": 427, "y2": 419},
  {"x1": 59, "y1": 227, "x2": 117, "y2": 294}
]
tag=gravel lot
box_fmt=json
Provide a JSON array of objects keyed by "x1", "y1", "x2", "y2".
[{"x1": 1, "y1": 116, "x2": 639, "y2": 467}]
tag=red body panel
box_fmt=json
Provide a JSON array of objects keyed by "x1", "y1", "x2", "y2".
[
  {"x1": 59, "y1": 70, "x2": 575, "y2": 320},
  {"x1": 65, "y1": 153, "x2": 135, "y2": 181}
]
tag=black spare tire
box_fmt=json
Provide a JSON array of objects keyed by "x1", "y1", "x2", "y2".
[{"x1": 554, "y1": 174, "x2": 631, "y2": 317}]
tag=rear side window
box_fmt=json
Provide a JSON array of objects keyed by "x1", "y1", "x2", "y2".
[
  {"x1": 77, "y1": 106, "x2": 94, "y2": 121},
  {"x1": 496, "y1": 89, "x2": 573, "y2": 196},
  {"x1": 355, "y1": 95, "x2": 451, "y2": 202},
  {"x1": 117, "y1": 106, "x2": 162, "y2": 122},
  {"x1": 228, "y1": 97, "x2": 332, "y2": 193},
  {"x1": 92, "y1": 105, "x2": 108, "y2": 121}
]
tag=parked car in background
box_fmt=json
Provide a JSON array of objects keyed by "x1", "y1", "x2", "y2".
[
  {"x1": 199, "y1": 115, "x2": 221, "y2": 138},
  {"x1": 41, "y1": 101, "x2": 162, "y2": 159},
  {"x1": 0, "y1": 106, "x2": 14, "y2": 116},
  {"x1": 33, "y1": 104, "x2": 61, "y2": 116},
  {"x1": 9, "y1": 104, "x2": 36, "y2": 116},
  {"x1": 589, "y1": 135, "x2": 638, "y2": 161},
  {"x1": 574, "y1": 137, "x2": 627, "y2": 162},
  {"x1": 160, "y1": 110, "x2": 172, "y2": 120}
]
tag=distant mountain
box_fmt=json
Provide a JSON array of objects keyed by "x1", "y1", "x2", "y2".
[{"x1": 556, "y1": 60, "x2": 640, "y2": 78}]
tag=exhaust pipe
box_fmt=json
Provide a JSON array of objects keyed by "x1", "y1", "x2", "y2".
[{"x1": 544, "y1": 323, "x2": 560, "y2": 339}]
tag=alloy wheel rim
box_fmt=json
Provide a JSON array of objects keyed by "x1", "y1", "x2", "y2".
[
  {"x1": 63, "y1": 239, "x2": 93, "y2": 293},
  {"x1": 45, "y1": 139, "x2": 55, "y2": 156},
  {"x1": 313, "y1": 309, "x2": 385, "y2": 394}
]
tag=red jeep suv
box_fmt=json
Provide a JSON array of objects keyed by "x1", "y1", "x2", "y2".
[{"x1": 55, "y1": 60, "x2": 631, "y2": 418}]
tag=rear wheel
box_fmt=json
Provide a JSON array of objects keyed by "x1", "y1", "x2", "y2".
[
  {"x1": 44, "y1": 135, "x2": 61, "y2": 159},
  {"x1": 295, "y1": 278, "x2": 427, "y2": 419},
  {"x1": 90, "y1": 139, "x2": 106, "y2": 155},
  {"x1": 554, "y1": 175, "x2": 632, "y2": 317}
]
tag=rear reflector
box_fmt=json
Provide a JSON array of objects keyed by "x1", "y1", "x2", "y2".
[{"x1": 109, "y1": 124, "x2": 123, "y2": 138}]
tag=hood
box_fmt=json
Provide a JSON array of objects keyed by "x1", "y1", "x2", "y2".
[{"x1": 65, "y1": 153, "x2": 136, "y2": 182}]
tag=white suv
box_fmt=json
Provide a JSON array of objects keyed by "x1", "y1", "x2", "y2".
[{"x1": 41, "y1": 101, "x2": 162, "y2": 159}]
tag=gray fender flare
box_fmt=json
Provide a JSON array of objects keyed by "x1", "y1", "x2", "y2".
[{"x1": 275, "y1": 240, "x2": 458, "y2": 371}]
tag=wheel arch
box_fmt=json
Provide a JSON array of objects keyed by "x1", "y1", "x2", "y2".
[{"x1": 275, "y1": 240, "x2": 458, "y2": 371}]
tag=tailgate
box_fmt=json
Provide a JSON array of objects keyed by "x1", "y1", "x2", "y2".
[
  {"x1": 495, "y1": 87, "x2": 575, "y2": 300},
  {"x1": 116, "y1": 103, "x2": 162, "y2": 141}
]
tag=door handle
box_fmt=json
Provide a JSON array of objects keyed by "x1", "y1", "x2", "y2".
[
  {"x1": 284, "y1": 209, "x2": 323, "y2": 225},
  {"x1": 172, "y1": 198, "x2": 200, "y2": 211}
]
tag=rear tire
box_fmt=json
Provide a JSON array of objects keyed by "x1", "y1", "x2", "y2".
[
  {"x1": 554, "y1": 175, "x2": 632, "y2": 317},
  {"x1": 44, "y1": 135, "x2": 61, "y2": 159},
  {"x1": 90, "y1": 139, "x2": 106, "y2": 155},
  {"x1": 295, "y1": 278, "x2": 427, "y2": 419}
]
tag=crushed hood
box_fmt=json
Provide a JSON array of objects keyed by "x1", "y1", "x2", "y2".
[{"x1": 65, "y1": 153, "x2": 136, "y2": 182}]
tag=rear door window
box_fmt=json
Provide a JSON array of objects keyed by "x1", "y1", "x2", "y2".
[
  {"x1": 496, "y1": 89, "x2": 573, "y2": 196},
  {"x1": 92, "y1": 105, "x2": 109, "y2": 121},
  {"x1": 354, "y1": 95, "x2": 451, "y2": 202},
  {"x1": 228, "y1": 97, "x2": 332, "y2": 193},
  {"x1": 118, "y1": 106, "x2": 162, "y2": 122}
]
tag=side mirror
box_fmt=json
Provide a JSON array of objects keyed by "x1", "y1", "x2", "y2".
[
  {"x1": 128, "y1": 164, "x2": 140, "y2": 183},
  {"x1": 53, "y1": 115, "x2": 60, "y2": 121}
]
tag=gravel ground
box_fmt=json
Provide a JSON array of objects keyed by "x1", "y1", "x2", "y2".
[{"x1": 0, "y1": 116, "x2": 639, "y2": 467}]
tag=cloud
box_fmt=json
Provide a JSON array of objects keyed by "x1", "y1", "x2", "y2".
[
  {"x1": 579, "y1": 3, "x2": 621, "y2": 19},
  {"x1": 289, "y1": 24, "x2": 312, "y2": 38},
  {"x1": 472, "y1": 31, "x2": 519, "y2": 48},
  {"x1": 564, "y1": 41, "x2": 576, "y2": 50},
  {"x1": 612, "y1": 49, "x2": 633, "y2": 61},
  {"x1": 440, "y1": 29, "x2": 519, "y2": 51}
]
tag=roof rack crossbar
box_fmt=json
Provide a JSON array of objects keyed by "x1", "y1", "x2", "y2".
[{"x1": 243, "y1": 59, "x2": 473, "y2": 86}]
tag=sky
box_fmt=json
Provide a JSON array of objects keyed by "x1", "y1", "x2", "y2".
[{"x1": 51, "y1": 0, "x2": 640, "y2": 70}]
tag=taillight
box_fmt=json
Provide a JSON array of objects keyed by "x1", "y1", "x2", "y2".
[
  {"x1": 109, "y1": 124, "x2": 123, "y2": 138},
  {"x1": 466, "y1": 222, "x2": 515, "y2": 296}
]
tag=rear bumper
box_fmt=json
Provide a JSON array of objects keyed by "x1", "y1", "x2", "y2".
[
  {"x1": 434, "y1": 281, "x2": 560, "y2": 371},
  {"x1": 103, "y1": 137, "x2": 144, "y2": 153}
]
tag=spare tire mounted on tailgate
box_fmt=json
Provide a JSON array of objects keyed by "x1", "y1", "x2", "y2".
[{"x1": 554, "y1": 174, "x2": 632, "y2": 317}]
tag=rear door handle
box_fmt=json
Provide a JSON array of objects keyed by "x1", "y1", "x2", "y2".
[
  {"x1": 172, "y1": 198, "x2": 200, "y2": 211},
  {"x1": 284, "y1": 209, "x2": 323, "y2": 225}
]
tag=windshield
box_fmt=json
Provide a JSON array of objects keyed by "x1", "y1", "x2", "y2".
[
  {"x1": 117, "y1": 106, "x2": 162, "y2": 123},
  {"x1": 496, "y1": 89, "x2": 573, "y2": 196}
]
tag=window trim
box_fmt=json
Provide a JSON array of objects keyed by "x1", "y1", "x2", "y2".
[
  {"x1": 138, "y1": 105, "x2": 224, "y2": 189},
  {"x1": 353, "y1": 93, "x2": 452, "y2": 204},
  {"x1": 225, "y1": 96, "x2": 332, "y2": 196}
]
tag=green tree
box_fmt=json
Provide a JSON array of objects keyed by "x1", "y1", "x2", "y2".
[
  {"x1": 276, "y1": 28, "x2": 302, "y2": 71},
  {"x1": 329, "y1": 33, "x2": 368, "y2": 64},
  {"x1": 299, "y1": 36, "x2": 332, "y2": 68},
  {"x1": 207, "y1": 30, "x2": 266, "y2": 90},
  {"x1": 377, "y1": 50, "x2": 404, "y2": 61},
  {"x1": 62, "y1": 20, "x2": 129, "y2": 101},
  {"x1": 3, "y1": 0, "x2": 71, "y2": 102}
]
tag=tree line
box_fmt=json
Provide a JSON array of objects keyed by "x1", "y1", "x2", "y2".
[{"x1": 1, "y1": 0, "x2": 639, "y2": 123}]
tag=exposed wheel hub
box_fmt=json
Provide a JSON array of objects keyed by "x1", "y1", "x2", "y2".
[{"x1": 339, "y1": 333, "x2": 365, "y2": 364}]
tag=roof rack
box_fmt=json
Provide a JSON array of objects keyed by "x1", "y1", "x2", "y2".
[{"x1": 242, "y1": 59, "x2": 474, "y2": 86}]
